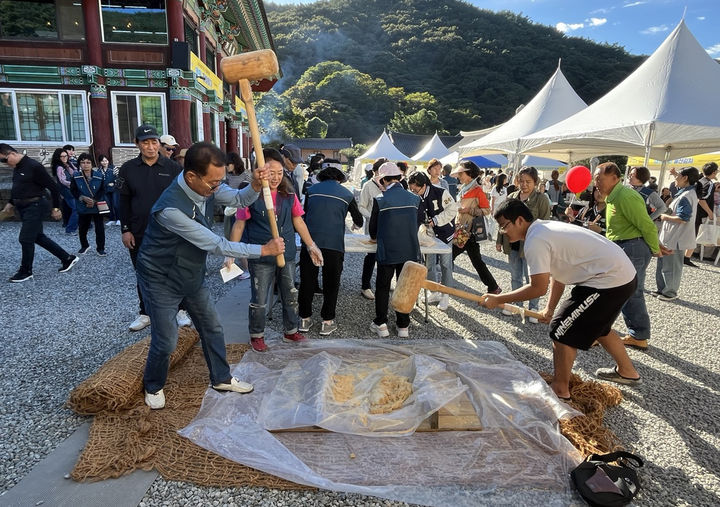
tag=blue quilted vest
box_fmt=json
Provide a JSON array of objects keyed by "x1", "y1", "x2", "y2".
[
  {"x1": 375, "y1": 184, "x2": 421, "y2": 265},
  {"x1": 245, "y1": 191, "x2": 296, "y2": 264},
  {"x1": 304, "y1": 180, "x2": 354, "y2": 252}
]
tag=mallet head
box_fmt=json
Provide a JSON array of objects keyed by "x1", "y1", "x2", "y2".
[
  {"x1": 391, "y1": 261, "x2": 428, "y2": 314},
  {"x1": 220, "y1": 49, "x2": 279, "y2": 84}
]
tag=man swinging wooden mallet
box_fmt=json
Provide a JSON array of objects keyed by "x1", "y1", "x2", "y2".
[{"x1": 481, "y1": 199, "x2": 642, "y2": 401}]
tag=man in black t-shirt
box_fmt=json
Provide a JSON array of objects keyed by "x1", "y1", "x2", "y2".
[{"x1": 117, "y1": 125, "x2": 183, "y2": 331}]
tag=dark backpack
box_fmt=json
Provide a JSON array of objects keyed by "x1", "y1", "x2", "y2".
[{"x1": 570, "y1": 451, "x2": 643, "y2": 507}]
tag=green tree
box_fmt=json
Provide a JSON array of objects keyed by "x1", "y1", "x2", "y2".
[
  {"x1": 306, "y1": 116, "x2": 328, "y2": 138},
  {"x1": 388, "y1": 108, "x2": 446, "y2": 135}
]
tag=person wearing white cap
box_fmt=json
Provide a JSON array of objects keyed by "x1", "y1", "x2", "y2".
[
  {"x1": 159, "y1": 134, "x2": 179, "y2": 160},
  {"x1": 368, "y1": 161, "x2": 423, "y2": 338}
]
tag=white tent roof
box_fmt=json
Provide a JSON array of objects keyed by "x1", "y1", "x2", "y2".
[
  {"x1": 462, "y1": 62, "x2": 587, "y2": 156},
  {"x1": 356, "y1": 131, "x2": 409, "y2": 162},
  {"x1": 520, "y1": 20, "x2": 720, "y2": 160},
  {"x1": 411, "y1": 133, "x2": 450, "y2": 161},
  {"x1": 440, "y1": 151, "x2": 508, "y2": 167},
  {"x1": 350, "y1": 131, "x2": 409, "y2": 183}
]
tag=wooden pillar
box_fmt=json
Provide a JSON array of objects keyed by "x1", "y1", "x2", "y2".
[
  {"x1": 83, "y1": 0, "x2": 112, "y2": 159},
  {"x1": 166, "y1": 1, "x2": 191, "y2": 148}
]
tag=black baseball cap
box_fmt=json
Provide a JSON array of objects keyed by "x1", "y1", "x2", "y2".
[{"x1": 135, "y1": 124, "x2": 160, "y2": 141}]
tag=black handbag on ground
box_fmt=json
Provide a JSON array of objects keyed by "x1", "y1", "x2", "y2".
[{"x1": 570, "y1": 451, "x2": 643, "y2": 506}]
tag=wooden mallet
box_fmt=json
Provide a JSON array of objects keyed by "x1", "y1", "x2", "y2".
[
  {"x1": 221, "y1": 49, "x2": 284, "y2": 267},
  {"x1": 391, "y1": 261, "x2": 544, "y2": 321}
]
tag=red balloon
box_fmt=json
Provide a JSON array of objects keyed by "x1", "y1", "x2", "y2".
[{"x1": 565, "y1": 165, "x2": 592, "y2": 193}]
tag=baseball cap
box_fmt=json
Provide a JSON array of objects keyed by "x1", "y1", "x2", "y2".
[
  {"x1": 135, "y1": 124, "x2": 160, "y2": 141},
  {"x1": 378, "y1": 161, "x2": 402, "y2": 179},
  {"x1": 279, "y1": 144, "x2": 302, "y2": 164},
  {"x1": 159, "y1": 134, "x2": 178, "y2": 146}
]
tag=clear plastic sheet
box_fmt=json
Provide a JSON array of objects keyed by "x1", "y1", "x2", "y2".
[
  {"x1": 180, "y1": 340, "x2": 583, "y2": 506},
  {"x1": 257, "y1": 351, "x2": 468, "y2": 435}
]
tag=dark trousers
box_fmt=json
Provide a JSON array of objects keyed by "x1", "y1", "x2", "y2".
[
  {"x1": 361, "y1": 252, "x2": 376, "y2": 290},
  {"x1": 374, "y1": 262, "x2": 410, "y2": 328},
  {"x1": 298, "y1": 246, "x2": 344, "y2": 321},
  {"x1": 452, "y1": 235, "x2": 499, "y2": 292},
  {"x1": 17, "y1": 199, "x2": 70, "y2": 274},
  {"x1": 129, "y1": 234, "x2": 147, "y2": 316},
  {"x1": 78, "y1": 213, "x2": 105, "y2": 251}
]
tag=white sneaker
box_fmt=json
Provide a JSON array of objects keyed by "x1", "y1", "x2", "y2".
[
  {"x1": 501, "y1": 309, "x2": 513, "y2": 316},
  {"x1": 426, "y1": 291, "x2": 442, "y2": 304},
  {"x1": 370, "y1": 322, "x2": 389, "y2": 338},
  {"x1": 361, "y1": 288, "x2": 375, "y2": 300},
  {"x1": 437, "y1": 294, "x2": 450, "y2": 311},
  {"x1": 238, "y1": 271, "x2": 251, "y2": 280},
  {"x1": 528, "y1": 317, "x2": 539, "y2": 324},
  {"x1": 397, "y1": 327, "x2": 409, "y2": 338},
  {"x1": 176, "y1": 310, "x2": 192, "y2": 327},
  {"x1": 212, "y1": 377, "x2": 254, "y2": 394},
  {"x1": 144, "y1": 389, "x2": 165, "y2": 409},
  {"x1": 129, "y1": 314, "x2": 151, "y2": 331}
]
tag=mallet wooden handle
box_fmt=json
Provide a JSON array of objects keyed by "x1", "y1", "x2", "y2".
[
  {"x1": 422, "y1": 280, "x2": 544, "y2": 320},
  {"x1": 239, "y1": 80, "x2": 285, "y2": 268}
]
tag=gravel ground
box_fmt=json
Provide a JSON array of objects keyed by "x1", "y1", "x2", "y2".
[{"x1": 0, "y1": 219, "x2": 719, "y2": 506}]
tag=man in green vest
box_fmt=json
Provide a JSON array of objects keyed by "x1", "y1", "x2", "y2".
[{"x1": 136, "y1": 142, "x2": 284, "y2": 410}]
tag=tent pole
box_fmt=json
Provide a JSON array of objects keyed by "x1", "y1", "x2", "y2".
[{"x1": 658, "y1": 148, "x2": 671, "y2": 189}]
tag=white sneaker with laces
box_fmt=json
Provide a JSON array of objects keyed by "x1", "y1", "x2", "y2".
[
  {"x1": 145, "y1": 389, "x2": 165, "y2": 409},
  {"x1": 528, "y1": 317, "x2": 539, "y2": 324},
  {"x1": 129, "y1": 314, "x2": 151, "y2": 331},
  {"x1": 361, "y1": 288, "x2": 375, "y2": 300},
  {"x1": 320, "y1": 320, "x2": 338, "y2": 336},
  {"x1": 176, "y1": 310, "x2": 192, "y2": 327},
  {"x1": 426, "y1": 291, "x2": 442, "y2": 304},
  {"x1": 437, "y1": 294, "x2": 450, "y2": 311},
  {"x1": 212, "y1": 377, "x2": 254, "y2": 393},
  {"x1": 501, "y1": 309, "x2": 513, "y2": 316},
  {"x1": 370, "y1": 322, "x2": 389, "y2": 338},
  {"x1": 397, "y1": 327, "x2": 409, "y2": 338}
]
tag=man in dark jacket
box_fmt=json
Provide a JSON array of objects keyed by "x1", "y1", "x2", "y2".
[
  {"x1": 138, "y1": 142, "x2": 284, "y2": 409},
  {"x1": 369, "y1": 162, "x2": 423, "y2": 338},
  {"x1": 1, "y1": 143, "x2": 79, "y2": 282},
  {"x1": 117, "y1": 125, "x2": 184, "y2": 331}
]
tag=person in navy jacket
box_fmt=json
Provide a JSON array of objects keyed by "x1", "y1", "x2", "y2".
[
  {"x1": 298, "y1": 165, "x2": 363, "y2": 336},
  {"x1": 70, "y1": 153, "x2": 106, "y2": 256},
  {"x1": 369, "y1": 162, "x2": 424, "y2": 338}
]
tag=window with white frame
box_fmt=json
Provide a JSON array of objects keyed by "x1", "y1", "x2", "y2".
[
  {"x1": 0, "y1": 88, "x2": 89, "y2": 144},
  {"x1": 110, "y1": 91, "x2": 167, "y2": 145}
]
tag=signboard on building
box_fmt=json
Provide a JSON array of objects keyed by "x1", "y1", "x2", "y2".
[{"x1": 190, "y1": 51, "x2": 223, "y2": 100}]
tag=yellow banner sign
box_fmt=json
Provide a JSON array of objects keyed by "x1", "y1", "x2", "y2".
[
  {"x1": 235, "y1": 96, "x2": 246, "y2": 114},
  {"x1": 190, "y1": 51, "x2": 223, "y2": 100}
]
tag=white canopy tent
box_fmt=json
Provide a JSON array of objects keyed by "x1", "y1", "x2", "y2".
[
  {"x1": 411, "y1": 132, "x2": 451, "y2": 162},
  {"x1": 461, "y1": 61, "x2": 588, "y2": 172},
  {"x1": 440, "y1": 151, "x2": 508, "y2": 167},
  {"x1": 520, "y1": 20, "x2": 720, "y2": 185},
  {"x1": 351, "y1": 131, "x2": 410, "y2": 183}
]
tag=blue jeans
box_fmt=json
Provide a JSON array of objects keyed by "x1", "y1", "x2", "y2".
[
  {"x1": 508, "y1": 249, "x2": 538, "y2": 310},
  {"x1": 427, "y1": 252, "x2": 453, "y2": 287},
  {"x1": 139, "y1": 274, "x2": 231, "y2": 393},
  {"x1": 618, "y1": 238, "x2": 651, "y2": 341},
  {"x1": 655, "y1": 249, "x2": 684, "y2": 298},
  {"x1": 248, "y1": 259, "x2": 298, "y2": 338}
]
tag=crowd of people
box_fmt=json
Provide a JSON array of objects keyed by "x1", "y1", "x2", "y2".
[{"x1": 2, "y1": 133, "x2": 717, "y2": 407}]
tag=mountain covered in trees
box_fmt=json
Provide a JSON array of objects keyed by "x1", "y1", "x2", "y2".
[{"x1": 259, "y1": 0, "x2": 644, "y2": 145}]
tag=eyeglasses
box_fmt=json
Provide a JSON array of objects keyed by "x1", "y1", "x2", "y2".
[
  {"x1": 497, "y1": 219, "x2": 514, "y2": 233},
  {"x1": 193, "y1": 172, "x2": 222, "y2": 191},
  {"x1": 163, "y1": 145, "x2": 177, "y2": 152}
]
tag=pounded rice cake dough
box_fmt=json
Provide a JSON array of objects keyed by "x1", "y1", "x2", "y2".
[{"x1": 369, "y1": 374, "x2": 412, "y2": 414}]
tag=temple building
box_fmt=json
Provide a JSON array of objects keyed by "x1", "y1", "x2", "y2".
[{"x1": 0, "y1": 0, "x2": 278, "y2": 166}]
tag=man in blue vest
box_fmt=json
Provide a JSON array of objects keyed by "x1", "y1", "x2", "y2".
[
  {"x1": 369, "y1": 161, "x2": 424, "y2": 338},
  {"x1": 137, "y1": 142, "x2": 285, "y2": 410}
]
